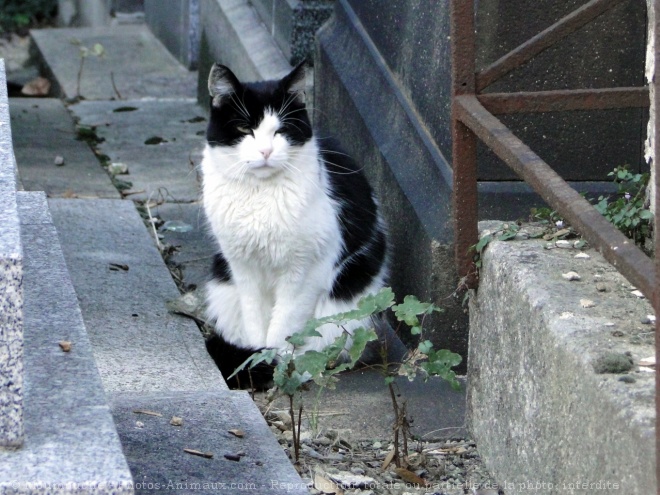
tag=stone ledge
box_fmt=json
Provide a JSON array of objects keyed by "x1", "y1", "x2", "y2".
[
  {"x1": 468, "y1": 222, "x2": 655, "y2": 494},
  {"x1": 0, "y1": 58, "x2": 24, "y2": 448}
]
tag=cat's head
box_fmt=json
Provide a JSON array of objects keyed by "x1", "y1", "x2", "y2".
[{"x1": 205, "y1": 63, "x2": 313, "y2": 180}]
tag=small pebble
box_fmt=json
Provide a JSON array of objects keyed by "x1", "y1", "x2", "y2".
[
  {"x1": 555, "y1": 240, "x2": 572, "y2": 248},
  {"x1": 562, "y1": 271, "x2": 580, "y2": 281},
  {"x1": 631, "y1": 290, "x2": 645, "y2": 299},
  {"x1": 574, "y1": 252, "x2": 590, "y2": 259},
  {"x1": 580, "y1": 299, "x2": 596, "y2": 308},
  {"x1": 54, "y1": 155, "x2": 65, "y2": 166},
  {"x1": 108, "y1": 162, "x2": 129, "y2": 175},
  {"x1": 135, "y1": 421, "x2": 144, "y2": 428},
  {"x1": 618, "y1": 375, "x2": 636, "y2": 384},
  {"x1": 595, "y1": 282, "x2": 608, "y2": 292},
  {"x1": 169, "y1": 416, "x2": 183, "y2": 426},
  {"x1": 640, "y1": 316, "x2": 652, "y2": 325}
]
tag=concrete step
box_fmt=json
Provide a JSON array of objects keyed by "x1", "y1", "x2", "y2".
[
  {"x1": 469, "y1": 222, "x2": 656, "y2": 494},
  {"x1": 31, "y1": 25, "x2": 197, "y2": 100},
  {"x1": 47, "y1": 197, "x2": 309, "y2": 490},
  {"x1": 111, "y1": 390, "x2": 308, "y2": 495},
  {"x1": 0, "y1": 191, "x2": 132, "y2": 492},
  {"x1": 47, "y1": 197, "x2": 223, "y2": 394},
  {"x1": 9, "y1": 98, "x2": 120, "y2": 199},
  {"x1": 70, "y1": 99, "x2": 206, "y2": 202}
]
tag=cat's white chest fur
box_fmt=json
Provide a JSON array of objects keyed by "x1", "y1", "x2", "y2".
[{"x1": 201, "y1": 139, "x2": 340, "y2": 269}]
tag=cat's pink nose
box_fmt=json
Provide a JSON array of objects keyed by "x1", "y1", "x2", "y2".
[{"x1": 260, "y1": 148, "x2": 272, "y2": 160}]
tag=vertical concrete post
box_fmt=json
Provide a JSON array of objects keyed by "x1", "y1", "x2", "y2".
[
  {"x1": 649, "y1": 1, "x2": 660, "y2": 490},
  {"x1": 646, "y1": 0, "x2": 657, "y2": 216},
  {"x1": 57, "y1": 0, "x2": 111, "y2": 26},
  {"x1": 0, "y1": 60, "x2": 24, "y2": 448}
]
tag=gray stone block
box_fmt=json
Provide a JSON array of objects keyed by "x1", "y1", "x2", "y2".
[
  {"x1": 48, "y1": 198, "x2": 226, "y2": 393},
  {"x1": 0, "y1": 191, "x2": 133, "y2": 492},
  {"x1": 468, "y1": 228, "x2": 655, "y2": 494},
  {"x1": 252, "y1": 0, "x2": 334, "y2": 65},
  {"x1": 70, "y1": 99, "x2": 206, "y2": 202},
  {"x1": 0, "y1": 59, "x2": 24, "y2": 448},
  {"x1": 111, "y1": 391, "x2": 308, "y2": 494},
  {"x1": 145, "y1": 0, "x2": 199, "y2": 69},
  {"x1": 31, "y1": 25, "x2": 197, "y2": 100},
  {"x1": 10, "y1": 98, "x2": 120, "y2": 199},
  {"x1": 197, "y1": 0, "x2": 290, "y2": 102}
]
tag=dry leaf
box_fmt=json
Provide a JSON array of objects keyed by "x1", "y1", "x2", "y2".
[
  {"x1": 21, "y1": 76, "x2": 51, "y2": 96},
  {"x1": 133, "y1": 409, "x2": 162, "y2": 417},
  {"x1": 639, "y1": 356, "x2": 656, "y2": 367},
  {"x1": 58, "y1": 341, "x2": 72, "y2": 352},
  {"x1": 184, "y1": 448, "x2": 213, "y2": 459},
  {"x1": 170, "y1": 416, "x2": 183, "y2": 426},
  {"x1": 109, "y1": 263, "x2": 129, "y2": 271},
  {"x1": 381, "y1": 448, "x2": 395, "y2": 470},
  {"x1": 631, "y1": 290, "x2": 645, "y2": 299},
  {"x1": 313, "y1": 472, "x2": 344, "y2": 495},
  {"x1": 228, "y1": 428, "x2": 245, "y2": 438},
  {"x1": 394, "y1": 467, "x2": 430, "y2": 487}
]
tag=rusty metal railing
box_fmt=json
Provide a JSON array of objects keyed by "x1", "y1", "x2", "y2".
[{"x1": 449, "y1": 0, "x2": 658, "y2": 490}]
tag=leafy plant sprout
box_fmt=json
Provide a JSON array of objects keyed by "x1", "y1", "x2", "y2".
[
  {"x1": 231, "y1": 287, "x2": 462, "y2": 466},
  {"x1": 70, "y1": 39, "x2": 105, "y2": 99},
  {"x1": 594, "y1": 165, "x2": 653, "y2": 253}
]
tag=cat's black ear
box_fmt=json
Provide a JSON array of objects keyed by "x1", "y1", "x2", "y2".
[
  {"x1": 208, "y1": 64, "x2": 240, "y2": 107},
  {"x1": 281, "y1": 61, "x2": 307, "y2": 102}
]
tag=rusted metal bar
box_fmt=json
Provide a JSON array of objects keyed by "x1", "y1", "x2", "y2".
[
  {"x1": 478, "y1": 87, "x2": 649, "y2": 114},
  {"x1": 450, "y1": 0, "x2": 479, "y2": 288},
  {"x1": 455, "y1": 94, "x2": 655, "y2": 299},
  {"x1": 476, "y1": 0, "x2": 628, "y2": 92}
]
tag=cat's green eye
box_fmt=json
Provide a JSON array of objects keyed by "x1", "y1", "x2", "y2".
[{"x1": 236, "y1": 125, "x2": 253, "y2": 135}]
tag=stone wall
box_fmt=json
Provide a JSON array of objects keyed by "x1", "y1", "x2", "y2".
[{"x1": 314, "y1": 0, "x2": 647, "y2": 366}]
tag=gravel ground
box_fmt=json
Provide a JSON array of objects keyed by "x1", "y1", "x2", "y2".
[{"x1": 258, "y1": 404, "x2": 503, "y2": 495}]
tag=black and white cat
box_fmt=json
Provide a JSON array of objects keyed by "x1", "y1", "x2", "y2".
[{"x1": 201, "y1": 63, "x2": 404, "y2": 387}]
